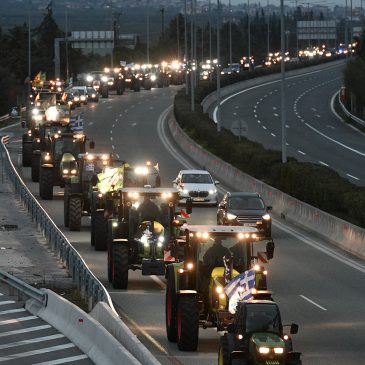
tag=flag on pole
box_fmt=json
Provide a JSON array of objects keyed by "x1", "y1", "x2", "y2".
[
  {"x1": 224, "y1": 269, "x2": 256, "y2": 313},
  {"x1": 70, "y1": 112, "x2": 84, "y2": 132},
  {"x1": 34, "y1": 71, "x2": 42, "y2": 83}
]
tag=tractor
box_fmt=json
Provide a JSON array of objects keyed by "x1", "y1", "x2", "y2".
[
  {"x1": 38, "y1": 132, "x2": 91, "y2": 200},
  {"x1": 218, "y1": 300, "x2": 302, "y2": 365},
  {"x1": 106, "y1": 187, "x2": 193, "y2": 289},
  {"x1": 63, "y1": 153, "x2": 114, "y2": 248},
  {"x1": 165, "y1": 225, "x2": 275, "y2": 351}
]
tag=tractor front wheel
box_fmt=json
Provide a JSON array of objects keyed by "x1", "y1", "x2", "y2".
[
  {"x1": 64, "y1": 185, "x2": 71, "y2": 228},
  {"x1": 166, "y1": 268, "x2": 178, "y2": 342},
  {"x1": 177, "y1": 295, "x2": 199, "y2": 351},
  {"x1": 94, "y1": 210, "x2": 107, "y2": 251},
  {"x1": 22, "y1": 142, "x2": 32, "y2": 167},
  {"x1": 39, "y1": 167, "x2": 53, "y2": 200},
  {"x1": 69, "y1": 196, "x2": 82, "y2": 231},
  {"x1": 112, "y1": 243, "x2": 129, "y2": 289},
  {"x1": 31, "y1": 154, "x2": 40, "y2": 182}
]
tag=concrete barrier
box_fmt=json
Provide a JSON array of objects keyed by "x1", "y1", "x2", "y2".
[
  {"x1": 90, "y1": 302, "x2": 161, "y2": 365},
  {"x1": 168, "y1": 114, "x2": 365, "y2": 260},
  {"x1": 26, "y1": 290, "x2": 142, "y2": 365}
]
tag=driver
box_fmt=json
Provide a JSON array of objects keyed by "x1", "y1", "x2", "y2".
[
  {"x1": 203, "y1": 237, "x2": 231, "y2": 268},
  {"x1": 137, "y1": 195, "x2": 161, "y2": 221}
]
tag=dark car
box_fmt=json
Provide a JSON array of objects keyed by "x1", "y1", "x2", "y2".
[{"x1": 217, "y1": 192, "x2": 272, "y2": 238}]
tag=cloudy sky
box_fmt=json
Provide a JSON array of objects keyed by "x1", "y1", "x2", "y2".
[{"x1": 229, "y1": 0, "x2": 362, "y2": 8}]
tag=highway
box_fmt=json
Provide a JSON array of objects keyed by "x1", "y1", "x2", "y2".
[
  {"x1": 210, "y1": 61, "x2": 365, "y2": 185},
  {"x1": 4, "y1": 71, "x2": 365, "y2": 365}
]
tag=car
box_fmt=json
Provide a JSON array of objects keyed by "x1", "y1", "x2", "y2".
[
  {"x1": 173, "y1": 169, "x2": 219, "y2": 206},
  {"x1": 86, "y1": 87, "x2": 99, "y2": 102},
  {"x1": 217, "y1": 192, "x2": 272, "y2": 238},
  {"x1": 71, "y1": 86, "x2": 88, "y2": 105}
]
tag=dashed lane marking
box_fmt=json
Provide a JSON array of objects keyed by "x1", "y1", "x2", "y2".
[
  {"x1": 300, "y1": 295, "x2": 327, "y2": 311},
  {"x1": 0, "y1": 301, "x2": 15, "y2": 306},
  {"x1": 0, "y1": 334, "x2": 65, "y2": 350},
  {"x1": 0, "y1": 316, "x2": 37, "y2": 326},
  {"x1": 298, "y1": 150, "x2": 306, "y2": 155},
  {"x1": 0, "y1": 325, "x2": 52, "y2": 337},
  {"x1": 319, "y1": 161, "x2": 329, "y2": 167},
  {"x1": 346, "y1": 173, "x2": 360, "y2": 181},
  {"x1": 0, "y1": 308, "x2": 26, "y2": 315},
  {"x1": 32, "y1": 355, "x2": 89, "y2": 365}
]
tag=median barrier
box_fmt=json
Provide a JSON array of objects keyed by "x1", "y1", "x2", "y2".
[
  {"x1": 26, "y1": 290, "x2": 142, "y2": 365},
  {"x1": 91, "y1": 302, "x2": 161, "y2": 365},
  {"x1": 168, "y1": 113, "x2": 365, "y2": 260},
  {"x1": 337, "y1": 91, "x2": 365, "y2": 128}
]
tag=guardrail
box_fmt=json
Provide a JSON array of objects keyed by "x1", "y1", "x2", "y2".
[
  {"x1": 337, "y1": 92, "x2": 365, "y2": 128},
  {"x1": 0, "y1": 136, "x2": 116, "y2": 313},
  {"x1": 0, "y1": 270, "x2": 47, "y2": 305}
]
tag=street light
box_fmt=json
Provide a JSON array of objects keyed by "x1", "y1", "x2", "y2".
[
  {"x1": 280, "y1": 0, "x2": 287, "y2": 163},
  {"x1": 216, "y1": 0, "x2": 221, "y2": 132},
  {"x1": 147, "y1": 2, "x2": 150, "y2": 64},
  {"x1": 184, "y1": 0, "x2": 188, "y2": 95},
  {"x1": 229, "y1": 0, "x2": 232, "y2": 65},
  {"x1": 191, "y1": 0, "x2": 195, "y2": 111},
  {"x1": 247, "y1": 0, "x2": 251, "y2": 70}
]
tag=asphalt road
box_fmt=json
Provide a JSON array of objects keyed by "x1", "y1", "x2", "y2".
[
  {"x1": 4, "y1": 81, "x2": 365, "y2": 365},
  {"x1": 210, "y1": 61, "x2": 365, "y2": 185}
]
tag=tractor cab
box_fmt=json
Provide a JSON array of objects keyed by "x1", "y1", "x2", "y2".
[
  {"x1": 165, "y1": 225, "x2": 275, "y2": 351},
  {"x1": 218, "y1": 300, "x2": 302, "y2": 365}
]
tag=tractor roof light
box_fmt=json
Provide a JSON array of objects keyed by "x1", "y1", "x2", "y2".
[{"x1": 87, "y1": 154, "x2": 94, "y2": 160}]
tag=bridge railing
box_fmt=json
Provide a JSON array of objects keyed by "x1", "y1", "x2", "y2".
[{"x1": 0, "y1": 135, "x2": 116, "y2": 313}]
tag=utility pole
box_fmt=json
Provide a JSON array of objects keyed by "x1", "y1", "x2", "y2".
[
  {"x1": 280, "y1": 0, "x2": 287, "y2": 163},
  {"x1": 28, "y1": 0, "x2": 31, "y2": 96},
  {"x1": 65, "y1": 7, "x2": 69, "y2": 81},
  {"x1": 147, "y1": 2, "x2": 150, "y2": 64},
  {"x1": 267, "y1": 0, "x2": 270, "y2": 56},
  {"x1": 217, "y1": 0, "x2": 221, "y2": 132},
  {"x1": 248, "y1": 0, "x2": 251, "y2": 70},
  {"x1": 160, "y1": 7, "x2": 165, "y2": 39},
  {"x1": 229, "y1": 0, "x2": 232, "y2": 65},
  {"x1": 184, "y1": 0, "x2": 188, "y2": 95},
  {"x1": 177, "y1": 14, "x2": 180, "y2": 60},
  {"x1": 190, "y1": 0, "x2": 195, "y2": 111},
  {"x1": 345, "y1": 0, "x2": 348, "y2": 57}
]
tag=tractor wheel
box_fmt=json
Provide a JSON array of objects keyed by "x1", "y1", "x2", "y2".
[
  {"x1": 218, "y1": 335, "x2": 231, "y2": 365},
  {"x1": 94, "y1": 210, "x2": 107, "y2": 251},
  {"x1": 144, "y1": 80, "x2": 152, "y2": 90},
  {"x1": 166, "y1": 268, "x2": 178, "y2": 342},
  {"x1": 90, "y1": 211, "x2": 95, "y2": 247},
  {"x1": 22, "y1": 142, "x2": 32, "y2": 167},
  {"x1": 112, "y1": 243, "x2": 129, "y2": 289},
  {"x1": 107, "y1": 220, "x2": 115, "y2": 282},
  {"x1": 64, "y1": 185, "x2": 71, "y2": 228},
  {"x1": 31, "y1": 154, "x2": 40, "y2": 182},
  {"x1": 39, "y1": 167, "x2": 53, "y2": 200},
  {"x1": 68, "y1": 196, "x2": 82, "y2": 231},
  {"x1": 177, "y1": 295, "x2": 199, "y2": 351}
]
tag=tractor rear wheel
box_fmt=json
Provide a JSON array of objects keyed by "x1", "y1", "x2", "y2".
[
  {"x1": 94, "y1": 210, "x2": 107, "y2": 251},
  {"x1": 218, "y1": 335, "x2": 231, "y2": 365},
  {"x1": 39, "y1": 167, "x2": 53, "y2": 200},
  {"x1": 112, "y1": 243, "x2": 129, "y2": 289},
  {"x1": 22, "y1": 142, "x2": 32, "y2": 167},
  {"x1": 31, "y1": 154, "x2": 40, "y2": 182},
  {"x1": 64, "y1": 185, "x2": 71, "y2": 228},
  {"x1": 166, "y1": 268, "x2": 178, "y2": 342},
  {"x1": 69, "y1": 196, "x2": 82, "y2": 231},
  {"x1": 107, "y1": 220, "x2": 115, "y2": 282},
  {"x1": 177, "y1": 295, "x2": 199, "y2": 351}
]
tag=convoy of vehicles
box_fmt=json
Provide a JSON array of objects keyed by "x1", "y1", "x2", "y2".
[{"x1": 18, "y1": 67, "x2": 303, "y2": 361}]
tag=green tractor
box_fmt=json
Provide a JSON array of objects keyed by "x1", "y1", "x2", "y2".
[
  {"x1": 218, "y1": 300, "x2": 302, "y2": 365},
  {"x1": 39, "y1": 132, "x2": 91, "y2": 200},
  {"x1": 165, "y1": 225, "x2": 275, "y2": 351},
  {"x1": 107, "y1": 187, "x2": 193, "y2": 289},
  {"x1": 63, "y1": 153, "x2": 114, "y2": 247}
]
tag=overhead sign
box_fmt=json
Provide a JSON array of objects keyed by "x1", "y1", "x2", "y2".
[
  {"x1": 297, "y1": 20, "x2": 336, "y2": 40},
  {"x1": 71, "y1": 31, "x2": 114, "y2": 49}
]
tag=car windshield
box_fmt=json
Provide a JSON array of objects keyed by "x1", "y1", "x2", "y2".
[
  {"x1": 181, "y1": 173, "x2": 213, "y2": 184},
  {"x1": 245, "y1": 304, "x2": 281, "y2": 334},
  {"x1": 228, "y1": 197, "x2": 265, "y2": 210},
  {"x1": 54, "y1": 138, "x2": 82, "y2": 158},
  {"x1": 197, "y1": 235, "x2": 249, "y2": 270},
  {"x1": 124, "y1": 169, "x2": 159, "y2": 188}
]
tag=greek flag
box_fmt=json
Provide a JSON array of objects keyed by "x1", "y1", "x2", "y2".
[
  {"x1": 224, "y1": 269, "x2": 256, "y2": 313},
  {"x1": 70, "y1": 113, "x2": 84, "y2": 132}
]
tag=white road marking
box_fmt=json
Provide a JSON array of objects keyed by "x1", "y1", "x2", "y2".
[
  {"x1": 131, "y1": 122, "x2": 137, "y2": 126},
  {"x1": 88, "y1": 121, "x2": 94, "y2": 126},
  {"x1": 0, "y1": 316, "x2": 37, "y2": 326},
  {"x1": 298, "y1": 150, "x2": 306, "y2": 155},
  {"x1": 119, "y1": 113, "x2": 123, "y2": 117},
  {"x1": 0, "y1": 301, "x2": 15, "y2": 306},
  {"x1": 107, "y1": 106, "x2": 112, "y2": 109},
  {"x1": 346, "y1": 173, "x2": 360, "y2": 181},
  {"x1": 0, "y1": 308, "x2": 26, "y2": 315},
  {"x1": 272, "y1": 106, "x2": 277, "y2": 110},
  {"x1": 110, "y1": 137, "x2": 113, "y2": 141},
  {"x1": 254, "y1": 114, "x2": 258, "y2": 118},
  {"x1": 32, "y1": 355, "x2": 89, "y2": 365},
  {"x1": 300, "y1": 295, "x2": 327, "y2": 311},
  {"x1": 149, "y1": 106, "x2": 154, "y2": 110},
  {"x1": 110, "y1": 130, "x2": 112, "y2": 134},
  {"x1": 262, "y1": 126, "x2": 267, "y2": 130},
  {"x1": 319, "y1": 161, "x2": 329, "y2": 167},
  {"x1": 257, "y1": 120, "x2": 261, "y2": 124},
  {"x1": 112, "y1": 124, "x2": 115, "y2": 128},
  {"x1": 112, "y1": 145, "x2": 115, "y2": 149},
  {"x1": 0, "y1": 334, "x2": 65, "y2": 350},
  {"x1": 273, "y1": 113, "x2": 279, "y2": 117},
  {"x1": 314, "y1": 114, "x2": 321, "y2": 118},
  {"x1": 326, "y1": 125, "x2": 335, "y2": 129},
  {"x1": 0, "y1": 343, "x2": 76, "y2": 362},
  {"x1": 271, "y1": 133, "x2": 276, "y2": 137},
  {"x1": 233, "y1": 112, "x2": 237, "y2": 116},
  {"x1": 285, "y1": 124, "x2": 290, "y2": 128},
  {"x1": 0, "y1": 325, "x2": 51, "y2": 337},
  {"x1": 124, "y1": 109, "x2": 129, "y2": 112},
  {"x1": 150, "y1": 275, "x2": 166, "y2": 289}
]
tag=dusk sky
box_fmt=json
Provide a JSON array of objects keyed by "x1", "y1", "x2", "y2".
[{"x1": 229, "y1": 0, "x2": 362, "y2": 8}]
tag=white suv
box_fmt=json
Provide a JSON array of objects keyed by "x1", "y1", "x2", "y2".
[{"x1": 173, "y1": 169, "x2": 219, "y2": 206}]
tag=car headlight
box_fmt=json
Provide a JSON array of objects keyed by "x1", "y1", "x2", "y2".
[
  {"x1": 258, "y1": 347, "x2": 270, "y2": 354},
  {"x1": 182, "y1": 189, "x2": 189, "y2": 195},
  {"x1": 209, "y1": 189, "x2": 217, "y2": 195},
  {"x1": 274, "y1": 347, "x2": 284, "y2": 354},
  {"x1": 32, "y1": 108, "x2": 39, "y2": 115},
  {"x1": 226, "y1": 213, "x2": 237, "y2": 220},
  {"x1": 262, "y1": 213, "x2": 271, "y2": 221}
]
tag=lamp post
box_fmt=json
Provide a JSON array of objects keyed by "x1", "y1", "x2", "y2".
[
  {"x1": 280, "y1": 0, "x2": 287, "y2": 163},
  {"x1": 184, "y1": 0, "x2": 188, "y2": 95},
  {"x1": 217, "y1": 0, "x2": 221, "y2": 132},
  {"x1": 147, "y1": 2, "x2": 150, "y2": 64},
  {"x1": 160, "y1": 7, "x2": 165, "y2": 39},
  {"x1": 345, "y1": 0, "x2": 348, "y2": 57},
  {"x1": 28, "y1": 0, "x2": 31, "y2": 97},
  {"x1": 65, "y1": 7, "x2": 69, "y2": 82},
  {"x1": 267, "y1": 0, "x2": 270, "y2": 57},
  {"x1": 248, "y1": 0, "x2": 251, "y2": 70},
  {"x1": 191, "y1": 0, "x2": 195, "y2": 111},
  {"x1": 177, "y1": 14, "x2": 180, "y2": 60},
  {"x1": 229, "y1": 0, "x2": 232, "y2": 65}
]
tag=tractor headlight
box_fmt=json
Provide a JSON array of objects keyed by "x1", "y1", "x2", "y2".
[
  {"x1": 86, "y1": 75, "x2": 93, "y2": 82},
  {"x1": 32, "y1": 108, "x2": 39, "y2": 115},
  {"x1": 226, "y1": 213, "x2": 237, "y2": 220},
  {"x1": 186, "y1": 262, "x2": 194, "y2": 270},
  {"x1": 44, "y1": 155, "x2": 51, "y2": 161},
  {"x1": 150, "y1": 74, "x2": 157, "y2": 81},
  {"x1": 262, "y1": 213, "x2": 271, "y2": 221},
  {"x1": 62, "y1": 169, "x2": 69, "y2": 174},
  {"x1": 258, "y1": 347, "x2": 270, "y2": 354},
  {"x1": 215, "y1": 286, "x2": 223, "y2": 294},
  {"x1": 274, "y1": 347, "x2": 284, "y2": 354},
  {"x1": 71, "y1": 169, "x2": 77, "y2": 174}
]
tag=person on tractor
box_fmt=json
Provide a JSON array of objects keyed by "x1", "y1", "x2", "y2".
[
  {"x1": 203, "y1": 237, "x2": 231, "y2": 268},
  {"x1": 137, "y1": 195, "x2": 161, "y2": 221}
]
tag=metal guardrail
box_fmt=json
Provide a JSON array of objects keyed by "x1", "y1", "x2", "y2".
[
  {"x1": 338, "y1": 92, "x2": 365, "y2": 128},
  {"x1": 0, "y1": 114, "x2": 10, "y2": 122},
  {"x1": 0, "y1": 270, "x2": 47, "y2": 305},
  {"x1": 0, "y1": 136, "x2": 117, "y2": 313}
]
